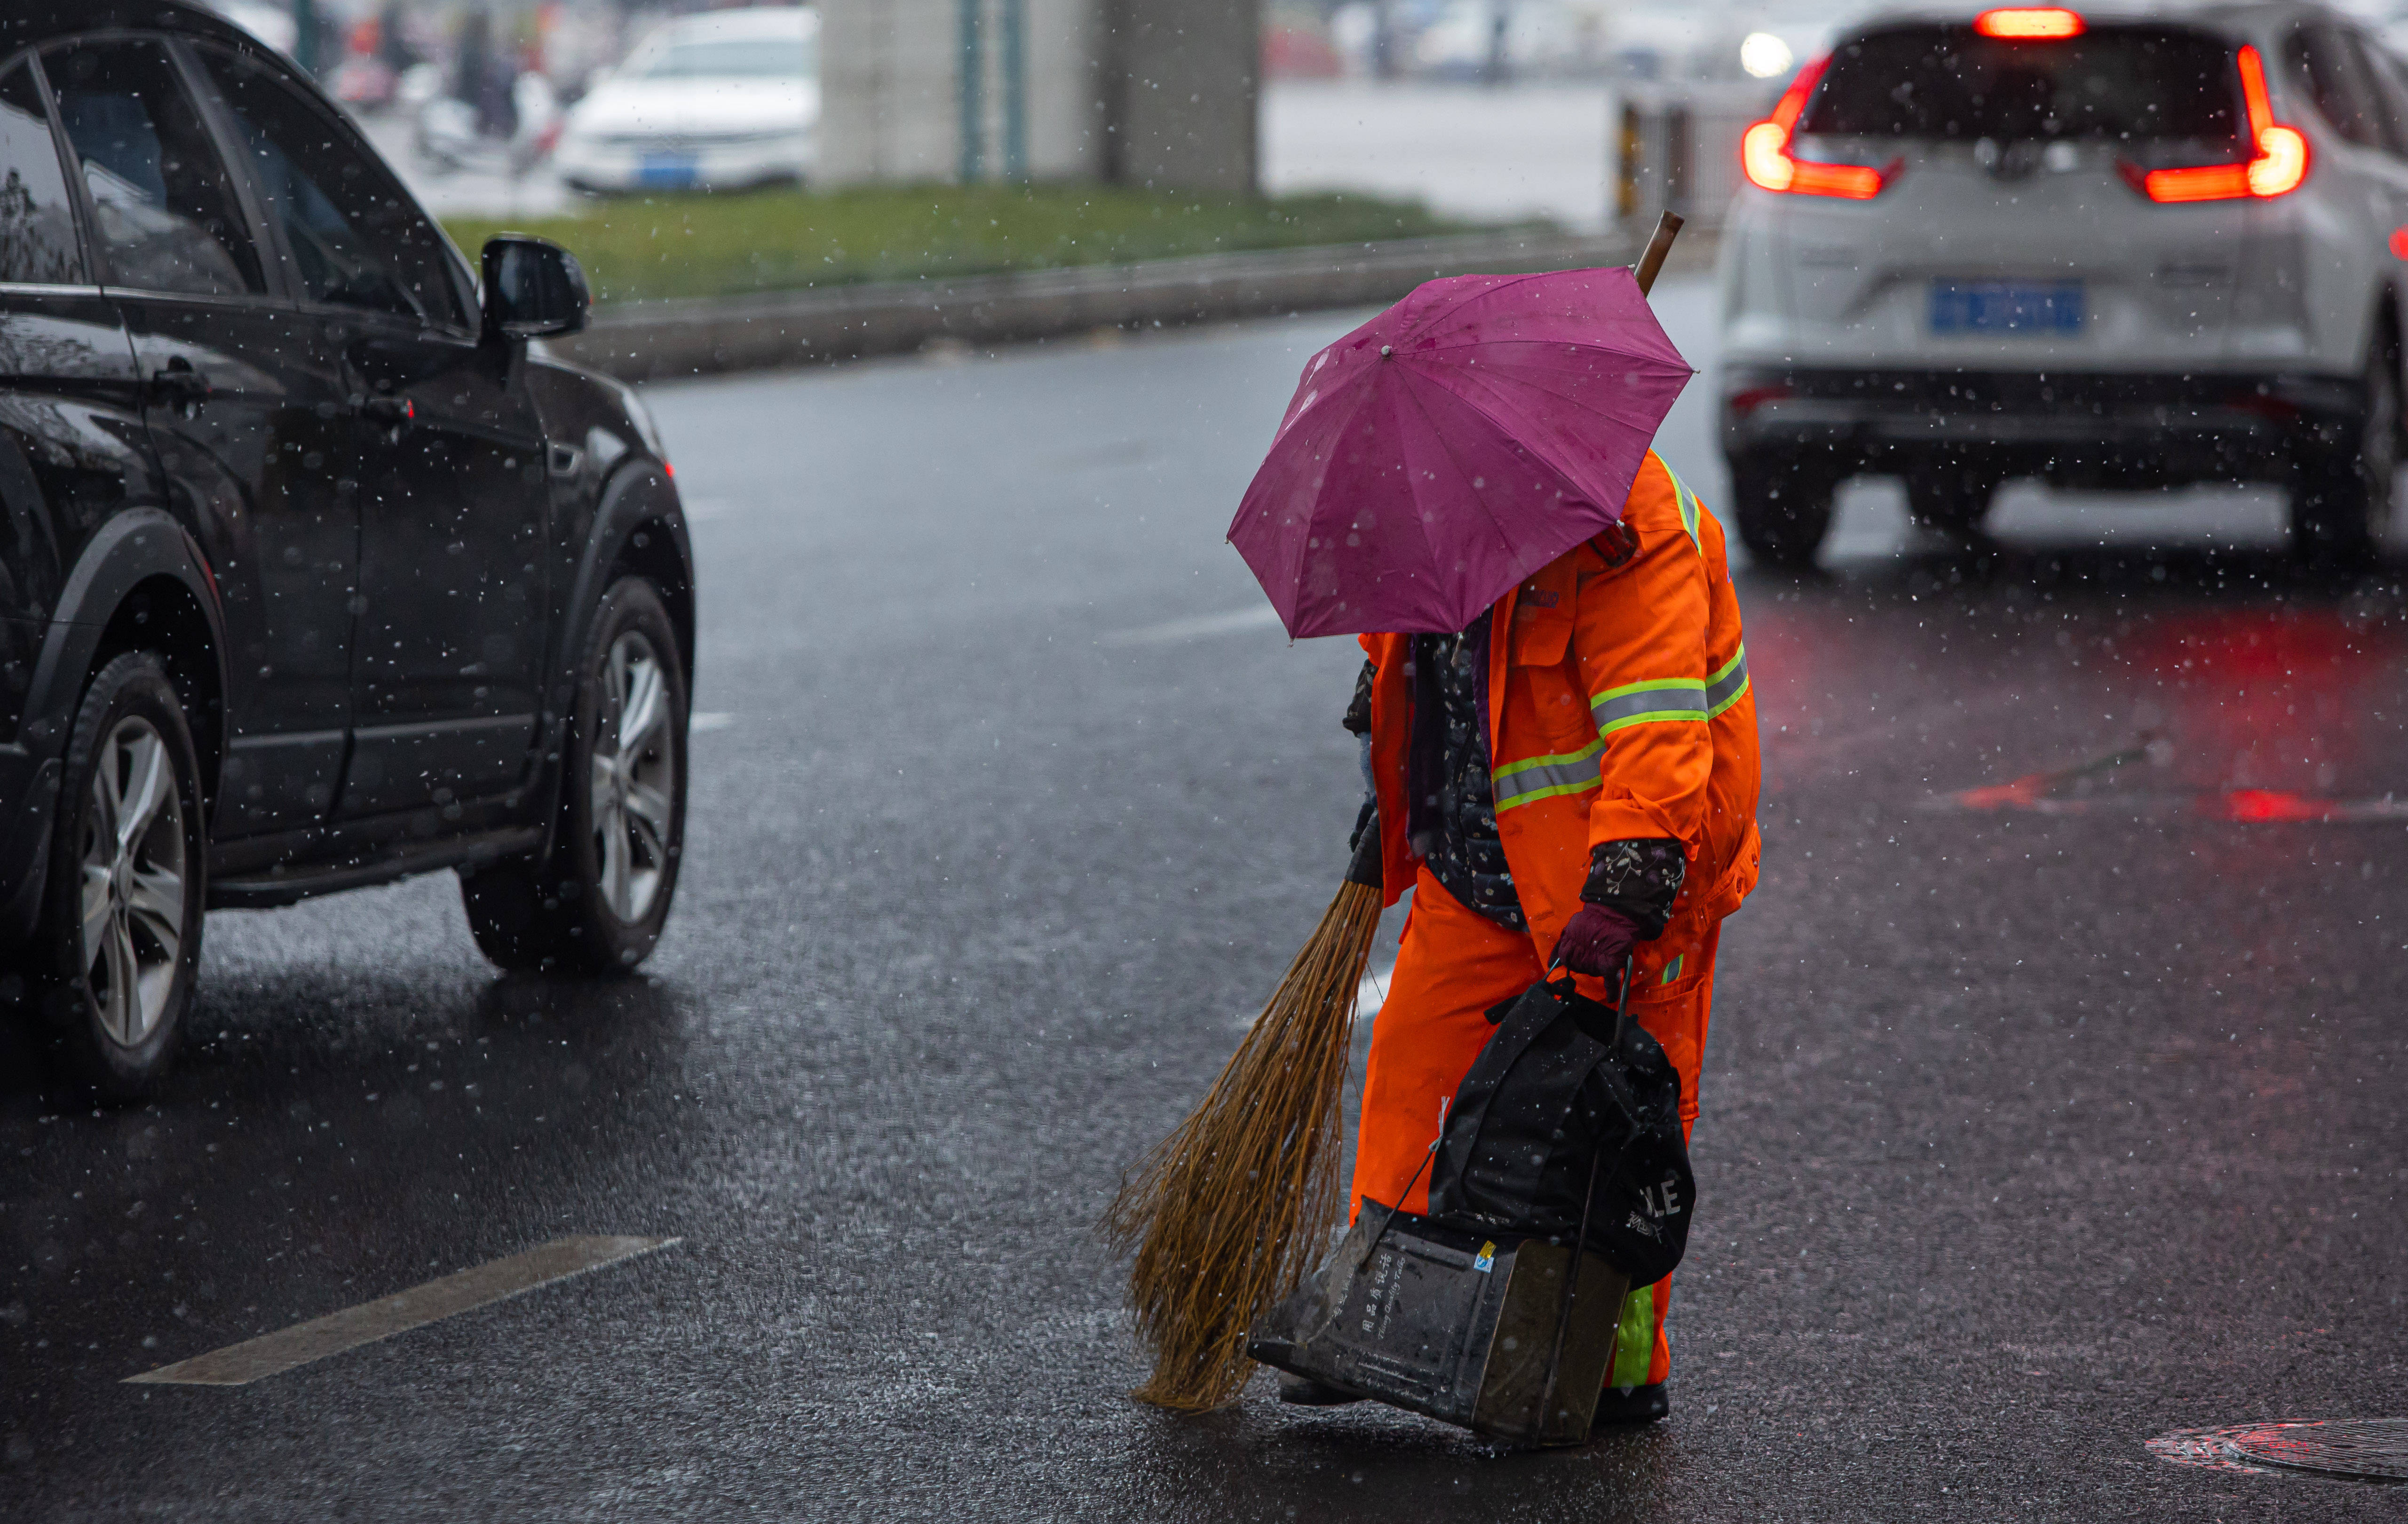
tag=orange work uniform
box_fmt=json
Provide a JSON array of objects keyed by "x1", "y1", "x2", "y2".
[{"x1": 1352, "y1": 450, "x2": 1761, "y2": 1389}]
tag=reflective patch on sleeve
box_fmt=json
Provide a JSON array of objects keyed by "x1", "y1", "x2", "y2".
[
  {"x1": 1704, "y1": 644, "x2": 1749, "y2": 718},
  {"x1": 1591, "y1": 679, "x2": 1709, "y2": 735},
  {"x1": 1656, "y1": 458, "x2": 1704, "y2": 557},
  {"x1": 1491, "y1": 738, "x2": 1606, "y2": 812}
]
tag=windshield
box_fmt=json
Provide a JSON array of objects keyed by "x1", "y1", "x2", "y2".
[
  {"x1": 1799, "y1": 23, "x2": 2242, "y2": 146},
  {"x1": 623, "y1": 34, "x2": 816, "y2": 80}
]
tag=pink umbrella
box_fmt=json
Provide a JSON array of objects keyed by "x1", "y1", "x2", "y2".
[{"x1": 1228, "y1": 265, "x2": 1692, "y2": 638}]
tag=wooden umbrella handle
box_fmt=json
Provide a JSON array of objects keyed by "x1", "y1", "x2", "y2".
[{"x1": 1633, "y1": 211, "x2": 1685, "y2": 296}]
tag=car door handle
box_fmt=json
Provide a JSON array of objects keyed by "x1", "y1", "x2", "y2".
[
  {"x1": 353, "y1": 394, "x2": 416, "y2": 434},
  {"x1": 149, "y1": 358, "x2": 211, "y2": 414}
]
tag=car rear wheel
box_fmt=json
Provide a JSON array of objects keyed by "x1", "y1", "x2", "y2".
[
  {"x1": 28, "y1": 652, "x2": 208, "y2": 1099},
  {"x1": 1730, "y1": 455, "x2": 1837, "y2": 567},
  {"x1": 461, "y1": 577, "x2": 688, "y2": 974},
  {"x1": 2289, "y1": 338, "x2": 2400, "y2": 565}
]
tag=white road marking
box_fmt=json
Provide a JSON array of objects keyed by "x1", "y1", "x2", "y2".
[
  {"x1": 1231, "y1": 961, "x2": 1394, "y2": 1031},
  {"x1": 1101, "y1": 605, "x2": 1285, "y2": 647},
  {"x1": 126, "y1": 1235, "x2": 680, "y2": 1387},
  {"x1": 689, "y1": 712, "x2": 735, "y2": 732},
  {"x1": 1355, "y1": 963, "x2": 1392, "y2": 1019}
]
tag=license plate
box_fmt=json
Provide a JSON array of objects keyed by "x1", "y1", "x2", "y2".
[
  {"x1": 1929, "y1": 280, "x2": 2084, "y2": 335},
  {"x1": 637, "y1": 154, "x2": 697, "y2": 187}
]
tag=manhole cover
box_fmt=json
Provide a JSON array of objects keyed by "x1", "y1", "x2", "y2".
[{"x1": 2149, "y1": 1420, "x2": 2408, "y2": 1483}]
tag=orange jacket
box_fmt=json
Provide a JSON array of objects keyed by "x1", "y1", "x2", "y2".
[{"x1": 1362, "y1": 451, "x2": 1761, "y2": 989}]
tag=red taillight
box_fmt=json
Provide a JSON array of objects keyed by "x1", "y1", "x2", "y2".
[
  {"x1": 1726, "y1": 383, "x2": 1795, "y2": 417},
  {"x1": 1974, "y1": 8, "x2": 2085, "y2": 39},
  {"x1": 1740, "y1": 54, "x2": 1895, "y2": 200},
  {"x1": 2389, "y1": 228, "x2": 2408, "y2": 260},
  {"x1": 2123, "y1": 45, "x2": 2309, "y2": 202}
]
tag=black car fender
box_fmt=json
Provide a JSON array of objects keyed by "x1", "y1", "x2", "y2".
[
  {"x1": 21, "y1": 508, "x2": 227, "y2": 759},
  {"x1": 523, "y1": 456, "x2": 693, "y2": 856},
  {"x1": 0, "y1": 509, "x2": 228, "y2": 944}
]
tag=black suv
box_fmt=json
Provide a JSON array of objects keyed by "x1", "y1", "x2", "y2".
[{"x1": 0, "y1": 3, "x2": 695, "y2": 1095}]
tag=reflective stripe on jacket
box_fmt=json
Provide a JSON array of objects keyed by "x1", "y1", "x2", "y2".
[{"x1": 1361, "y1": 451, "x2": 1762, "y2": 986}]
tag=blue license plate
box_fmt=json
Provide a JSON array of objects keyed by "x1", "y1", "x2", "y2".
[
  {"x1": 637, "y1": 155, "x2": 698, "y2": 187},
  {"x1": 1930, "y1": 280, "x2": 2084, "y2": 335}
]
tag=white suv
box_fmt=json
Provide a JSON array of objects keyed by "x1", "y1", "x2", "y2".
[{"x1": 1718, "y1": 3, "x2": 2408, "y2": 564}]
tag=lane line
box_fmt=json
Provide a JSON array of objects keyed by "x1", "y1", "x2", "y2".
[
  {"x1": 126, "y1": 1235, "x2": 680, "y2": 1387},
  {"x1": 1100, "y1": 605, "x2": 1284, "y2": 646}
]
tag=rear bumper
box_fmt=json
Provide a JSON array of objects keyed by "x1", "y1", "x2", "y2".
[{"x1": 1721, "y1": 367, "x2": 2363, "y2": 486}]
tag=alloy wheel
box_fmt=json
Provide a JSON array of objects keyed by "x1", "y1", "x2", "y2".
[
  {"x1": 77, "y1": 716, "x2": 187, "y2": 1048},
  {"x1": 588, "y1": 630, "x2": 677, "y2": 924}
]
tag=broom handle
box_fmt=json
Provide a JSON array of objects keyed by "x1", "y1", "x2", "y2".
[{"x1": 1633, "y1": 211, "x2": 1685, "y2": 297}]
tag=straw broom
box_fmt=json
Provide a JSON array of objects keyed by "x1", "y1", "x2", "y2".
[
  {"x1": 1103, "y1": 835, "x2": 1384, "y2": 1411},
  {"x1": 1105, "y1": 213, "x2": 1687, "y2": 1413}
]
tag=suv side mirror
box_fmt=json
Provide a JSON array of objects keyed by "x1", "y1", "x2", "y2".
[{"x1": 481, "y1": 235, "x2": 590, "y2": 339}]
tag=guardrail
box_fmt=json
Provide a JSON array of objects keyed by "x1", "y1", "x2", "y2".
[
  {"x1": 552, "y1": 224, "x2": 1721, "y2": 382},
  {"x1": 1611, "y1": 82, "x2": 1774, "y2": 232}
]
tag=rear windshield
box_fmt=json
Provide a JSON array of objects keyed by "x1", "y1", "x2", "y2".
[{"x1": 1798, "y1": 24, "x2": 2242, "y2": 146}]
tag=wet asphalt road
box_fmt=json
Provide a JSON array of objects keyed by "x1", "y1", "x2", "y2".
[{"x1": 4, "y1": 277, "x2": 2405, "y2": 1520}]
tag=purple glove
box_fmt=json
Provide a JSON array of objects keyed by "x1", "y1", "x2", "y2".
[{"x1": 1553, "y1": 904, "x2": 1639, "y2": 979}]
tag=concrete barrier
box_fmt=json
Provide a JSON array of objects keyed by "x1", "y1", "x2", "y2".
[{"x1": 550, "y1": 225, "x2": 1711, "y2": 381}]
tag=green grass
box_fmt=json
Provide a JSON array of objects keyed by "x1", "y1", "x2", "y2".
[{"x1": 443, "y1": 183, "x2": 1528, "y2": 307}]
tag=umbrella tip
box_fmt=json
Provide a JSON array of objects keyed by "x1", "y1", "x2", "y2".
[{"x1": 1380, "y1": 345, "x2": 1393, "y2": 357}]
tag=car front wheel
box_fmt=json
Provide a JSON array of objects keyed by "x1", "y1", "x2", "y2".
[
  {"x1": 462, "y1": 577, "x2": 689, "y2": 973},
  {"x1": 28, "y1": 651, "x2": 208, "y2": 1098}
]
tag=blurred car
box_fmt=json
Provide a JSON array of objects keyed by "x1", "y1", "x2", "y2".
[
  {"x1": 554, "y1": 6, "x2": 818, "y2": 194},
  {"x1": 1720, "y1": 3, "x2": 2408, "y2": 565},
  {"x1": 0, "y1": 0, "x2": 697, "y2": 1095},
  {"x1": 198, "y1": 0, "x2": 295, "y2": 55}
]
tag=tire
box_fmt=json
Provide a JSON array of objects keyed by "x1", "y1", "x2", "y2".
[
  {"x1": 1730, "y1": 456, "x2": 1837, "y2": 567},
  {"x1": 1904, "y1": 464, "x2": 1999, "y2": 537},
  {"x1": 29, "y1": 652, "x2": 208, "y2": 1099},
  {"x1": 462, "y1": 577, "x2": 688, "y2": 974},
  {"x1": 2290, "y1": 337, "x2": 2400, "y2": 565}
]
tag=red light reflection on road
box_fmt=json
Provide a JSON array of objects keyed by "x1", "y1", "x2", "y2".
[{"x1": 1941, "y1": 604, "x2": 2408, "y2": 818}]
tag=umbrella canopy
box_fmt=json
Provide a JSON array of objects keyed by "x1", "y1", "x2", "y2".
[{"x1": 1228, "y1": 266, "x2": 1691, "y2": 638}]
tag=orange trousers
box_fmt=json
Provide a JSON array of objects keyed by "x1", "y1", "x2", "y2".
[{"x1": 1350, "y1": 866, "x2": 1718, "y2": 1390}]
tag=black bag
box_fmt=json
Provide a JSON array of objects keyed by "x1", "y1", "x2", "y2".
[{"x1": 1425, "y1": 970, "x2": 1694, "y2": 1287}]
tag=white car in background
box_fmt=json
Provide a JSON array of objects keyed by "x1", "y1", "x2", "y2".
[
  {"x1": 555, "y1": 6, "x2": 818, "y2": 194},
  {"x1": 1719, "y1": 2, "x2": 2408, "y2": 566}
]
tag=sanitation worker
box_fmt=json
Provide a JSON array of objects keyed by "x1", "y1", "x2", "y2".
[{"x1": 1291, "y1": 450, "x2": 1761, "y2": 1428}]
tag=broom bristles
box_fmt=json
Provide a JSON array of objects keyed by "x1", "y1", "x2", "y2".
[{"x1": 1103, "y1": 878, "x2": 1385, "y2": 1412}]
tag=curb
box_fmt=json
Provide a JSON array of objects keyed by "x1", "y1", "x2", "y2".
[{"x1": 551, "y1": 226, "x2": 1706, "y2": 382}]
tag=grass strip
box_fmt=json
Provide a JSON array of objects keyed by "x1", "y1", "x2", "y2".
[{"x1": 443, "y1": 183, "x2": 1531, "y2": 307}]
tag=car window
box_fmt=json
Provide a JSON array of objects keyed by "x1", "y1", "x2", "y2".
[
  {"x1": 1800, "y1": 24, "x2": 2242, "y2": 147},
  {"x1": 2344, "y1": 32, "x2": 2408, "y2": 158},
  {"x1": 197, "y1": 48, "x2": 468, "y2": 329},
  {"x1": 2289, "y1": 25, "x2": 2387, "y2": 151},
  {"x1": 623, "y1": 33, "x2": 816, "y2": 80},
  {"x1": 44, "y1": 38, "x2": 263, "y2": 298},
  {"x1": 0, "y1": 61, "x2": 86, "y2": 286}
]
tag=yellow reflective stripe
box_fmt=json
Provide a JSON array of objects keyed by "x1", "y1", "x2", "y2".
[
  {"x1": 1592, "y1": 678, "x2": 1709, "y2": 734},
  {"x1": 1704, "y1": 644, "x2": 1750, "y2": 719},
  {"x1": 1492, "y1": 738, "x2": 1605, "y2": 812},
  {"x1": 1657, "y1": 458, "x2": 1703, "y2": 557}
]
